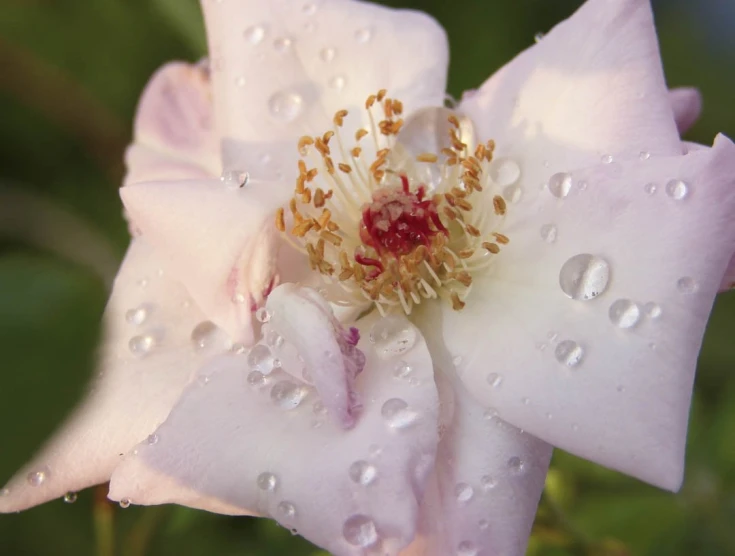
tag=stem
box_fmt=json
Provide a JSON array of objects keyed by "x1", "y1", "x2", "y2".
[{"x1": 94, "y1": 485, "x2": 115, "y2": 556}]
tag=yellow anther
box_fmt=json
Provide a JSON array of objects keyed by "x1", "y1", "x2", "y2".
[
  {"x1": 417, "y1": 153, "x2": 439, "y2": 163},
  {"x1": 275, "y1": 208, "x2": 285, "y2": 232}
]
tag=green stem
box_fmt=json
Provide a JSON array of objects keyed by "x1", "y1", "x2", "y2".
[
  {"x1": 124, "y1": 507, "x2": 169, "y2": 556},
  {"x1": 94, "y1": 486, "x2": 115, "y2": 556}
]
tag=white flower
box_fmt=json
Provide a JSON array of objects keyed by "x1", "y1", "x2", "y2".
[{"x1": 2, "y1": 1, "x2": 735, "y2": 555}]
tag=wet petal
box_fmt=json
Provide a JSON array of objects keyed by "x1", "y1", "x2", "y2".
[
  {"x1": 436, "y1": 135, "x2": 735, "y2": 491},
  {"x1": 0, "y1": 240, "x2": 225, "y2": 512},
  {"x1": 669, "y1": 87, "x2": 703, "y2": 135},
  {"x1": 109, "y1": 312, "x2": 439, "y2": 555},
  {"x1": 121, "y1": 179, "x2": 289, "y2": 343},
  {"x1": 124, "y1": 62, "x2": 219, "y2": 186},
  {"x1": 202, "y1": 0, "x2": 448, "y2": 179}
]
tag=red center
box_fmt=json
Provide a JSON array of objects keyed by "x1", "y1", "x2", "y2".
[{"x1": 356, "y1": 175, "x2": 447, "y2": 273}]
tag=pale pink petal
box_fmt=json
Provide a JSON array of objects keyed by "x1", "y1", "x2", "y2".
[
  {"x1": 0, "y1": 240, "x2": 229, "y2": 512},
  {"x1": 435, "y1": 135, "x2": 735, "y2": 491},
  {"x1": 719, "y1": 252, "x2": 735, "y2": 291},
  {"x1": 202, "y1": 0, "x2": 448, "y2": 179},
  {"x1": 124, "y1": 61, "x2": 220, "y2": 186},
  {"x1": 121, "y1": 179, "x2": 290, "y2": 343},
  {"x1": 109, "y1": 311, "x2": 440, "y2": 555},
  {"x1": 401, "y1": 377, "x2": 552, "y2": 556},
  {"x1": 669, "y1": 87, "x2": 703, "y2": 135}
]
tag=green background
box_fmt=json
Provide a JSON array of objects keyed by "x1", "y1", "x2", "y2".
[{"x1": 0, "y1": 0, "x2": 733, "y2": 554}]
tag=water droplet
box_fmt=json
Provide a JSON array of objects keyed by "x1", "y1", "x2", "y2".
[
  {"x1": 457, "y1": 540, "x2": 478, "y2": 556},
  {"x1": 559, "y1": 254, "x2": 610, "y2": 300},
  {"x1": 534, "y1": 32, "x2": 545, "y2": 43},
  {"x1": 644, "y1": 302, "x2": 662, "y2": 318},
  {"x1": 128, "y1": 335, "x2": 155, "y2": 357},
  {"x1": 125, "y1": 306, "x2": 148, "y2": 325},
  {"x1": 349, "y1": 461, "x2": 378, "y2": 485},
  {"x1": 381, "y1": 398, "x2": 418, "y2": 429},
  {"x1": 486, "y1": 373, "x2": 503, "y2": 388},
  {"x1": 480, "y1": 475, "x2": 497, "y2": 491},
  {"x1": 369, "y1": 444, "x2": 382, "y2": 458},
  {"x1": 328, "y1": 75, "x2": 346, "y2": 91},
  {"x1": 246, "y1": 370, "x2": 267, "y2": 387},
  {"x1": 601, "y1": 154, "x2": 614, "y2": 164},
  {"x1": 507, "y1": 456, "x2": 525, "y2": 474},
  {"x1": 119, "y1": 498, "x2": 131, "y2": 508},
  {"x1": 644, "y1": 182, "x2": 657, "y2": 195},
  {"x1": 244, "y1": 25, "x2": 265, "y2": 45},
  {"x1": 26, "y1": 468, "x2": 48, "y2": 487},
  {"x1": 220, "y1": 170, "x2": 249, "y2": 189},
  {"x1": 319, "y1": 47, "x2": 336, "y2": 62},
  {"x1": 547, "y1": 172, "x2": 573, "y2": 198},
  {"x1": 393, "y1": 361, "x2": 413, "y2": 379},
  {"x1": 369, "y1": 316, "x2": 417, "y2": 357},
  {"x1": 540, "y1": 224, "x2": 557, "y2": 243},
  {"x1": 665, "y1": 179, "x2": 690, "y2": 200},
  {"x1": 63, "y1": 491, "x2": 77, "y2": 504},
  {"x1": 273, "y1": 37, "x2": 292, "y2": 52},
  {"x1": 452, "y1": 355, "x2": 463, "y2": 367},
  {"x1": 454, "y1": 483, "x2": 474, "y2": 504},
  {"x1": 354, "y1": 28, "x2": 373, "y2": 43},
  {"x1": 266, "y1": 330, "x2": 284, "y2": 349},
  {"x1": 255, "y1": 308, "x2": 271, "y2": 323},
  {"x1": 343, "y1": 514, "x2": 378, "y2": 547},
  {"x1": 191, "y1": 321, "x2": 228, "y2": 351},
  {"x1": 639, "y1": 151, "x2": 651, "y2": 161},
  {"x1": 490, "y1": 158, "x2": 521, "y2": 187},
  {"x1": 248, "y1": 343, "x2": 275, "y2": 374},
  {"x1": 677, "y1": 276, "x2": 699, "y2": 294},
  {"x1": 608, "y1": 299, "x2": 641, "y2": 329},
  {"x1": 270, "y1": 380, "x2": 309, "y2": 409},
  {"x1": 482, "y1": 408, "x2": 498, "y2": 420},
  {"x1": 277, "y1": 501, "x2": 297, "y2": 519},
  {"x1": 257, "y1": 472, "x2": 278, "y2": 492},
  {"x1": 312, "y1": 401, "x2": 327, "y2": 416},
  {"x1": 147, "y1": 433, "x2": 159, "y2": 445},
  {"x1": 555, "y1": 340, "x2": 584, "y2": 367},
  {"x1": 0, "y1": 488, "x2": 9, "y2": 497},
  {"x1": 268, "y1": 90, "x2": 304, "y2": 122},
  {"x1": 478, "y1": 519, "x2": 490, "y2": 530},
  {"x1": 502, "y1": 184, "x2": 523, "y2": 204},
  {"x1": 522, "y1": 397, "x2": 531, "y2": 405}
]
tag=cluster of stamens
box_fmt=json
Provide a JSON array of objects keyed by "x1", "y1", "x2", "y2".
[{"x1": 275, "y1": 90, "x2": 510, "y2": 315}]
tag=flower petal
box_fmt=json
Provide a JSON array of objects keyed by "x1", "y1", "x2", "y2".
[
  {"x1": 436, "y1": 134, "x2": 735, "y2": 491},
  {"x1": 109, "y1": 312, "x2": 440, "y2": 555},
  {"x1": 124, "y1": 61, "x2": 219, "y2": 186},
  {"x1": 121, "y1": 179, "x2": 289, "y2": 343},
  {"x1": 669, "y1": 87, "x2": 703, "y2": 135},
  {"x1": 0, "y1": 240, "x2": 225, "y2": 512},
  {"x1": 202, "y1": 0, "x2": 448, "y2": 178},
  {"x1": 401, "y1": 375, "x2": 552, "y2": 556}
]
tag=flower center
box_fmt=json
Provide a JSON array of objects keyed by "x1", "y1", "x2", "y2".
[{"x1": 275, "y1": 90, "x2": 510, "y2": 315}]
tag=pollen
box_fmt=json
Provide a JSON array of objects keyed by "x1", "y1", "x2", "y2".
[{"x1": 274, "y1": 91, "x2": 510, "y2": 315}]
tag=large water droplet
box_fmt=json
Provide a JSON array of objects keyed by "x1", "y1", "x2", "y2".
[
  {"x1": 369, "y1": 316, "x2": 417, "y2": 357},
  {"x1": 191, "y1": 321, "x2": 229, "y2": 351},
  {"x1": 554, "y1": 340, "x2": 584, "y2": 367},
  {"x1": 677, "y1": 276, "x2": 699, "y2": 294},
  {"x1": 354, "y1": 28, "x2": 373, "y2": 43},
  {"x1": 349, "y1": 461, "x2": 378, "y2": 486},
  {"x1": 270, "y1": 380, "x2": 309, "y2": 409},
  {"x1": 27, "y1": 467, "x2": 49, "y2": 487},
  {"x1": 268, "y1": 91, "x2": 304, "y2": 122},
  {"x1": 540, "y1": 224, "x2": 557, "y2": 243},
  {"x1": 343, "y1": 514, "x2": 378, "y2": 547},
  {"x1": 486, "y1": 373, "x2": 503, "y2": 388},
  {"x1": 125, "y1": 305, "x2": 148, "y2": 326},
  {"x1": 248, "y1": 343, "x2": 275, "y2": 374},
  {"x1": 665, "y1": 179, "x2": 690, "y2": 200},
  {"x1": 559, "y1": 254, "x2": 610, "y2": 300},
  {"x1": 548, "y1": 172, "x2": 573, "y2": 198},
  {"x1": 119, "y1": 498, "x2": 131, "y2": 509},
  {"x1": 244, "y1": 25, "x2": 265, "y2": 45},
  {"x1": 608, "y1": 299, "x2": 641, "y2": 329},
  {"x1": 257, "y1": 472, "x2": 278, "y2": 492},
  {"x1": 381, "y1": 398, "x2": 418, "y2": 429},
  {"x1": 220, "y1": 170, "x2": 249, "y2": 189},
  {"x1": 454, "y1": 482, "x2": 474, "y2": 504},
  {"x1": 129, "y1": 335, "x2": 155, "y2": 357},
  {"x1": 320, "y1": 47, "x2": 336, "y2": 62},
  {"x1": 277, "y1": 501, "x2": 297, "y2": 519},
  {"x1": 490, "y1": 158, "x2": 521, "y2": 187}
]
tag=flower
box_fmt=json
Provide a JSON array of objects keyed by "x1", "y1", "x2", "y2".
[{"x1": 2, "y1": 0, "x2": 735, "y2": 555}]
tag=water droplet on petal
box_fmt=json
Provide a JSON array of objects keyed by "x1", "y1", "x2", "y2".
[
  {"x1": 608, "y1": 299, "x2": 641, "y2": 329},
  {"x1": 257, "y1": 472, "x2": 278, "y2": 492},
  {"x1": 220, "y1": 170, "x2": 250, "y2": 190},
  {"x1": 478, "y1": 519, "x2": 490, "y2": 530},
  {"x1": 255, "y1": 308, "x2": 271, "y2": 323},
  {"x1": 457, "y1": 540, "x2": 478, "y2": 556},
  {"x1": 393, "y1": 360, "x2": 413, "y2": 379},
  {"x1": 125, "y1": 306, "x2": 148, "y2": 325},
  {"x1": 644, "y1": 182, "x2": 657, "y2": 195},
  {"x1": 665, "y1": 179, "x2": 690, "y2": 200},
  {"x1": 555, "y1": 340, "x2": 584, "y2": 367},
  {"x1": 480, "y1": 475, "x2": 497, "y2": 491},
  {"x1": 273, "y1": 37, "x2": 292, "y2": 52},
  {"x1": 534, "y1": 32, "x2": 545, "y2": 43},
  {"x1": 244, "y1": 25, "x2": 265, "y2": 45},
  {"x1": 147, "y1": 433, "x2": 159, "y2": 445},
  {"x1": 320, "y1": 46, "x2": 336, "y2": 62},
  {"x1": 490, "y1": 158, "x2": 521, "y2": 187},
  {"x1": 246, "y1": 370, "x2": 267, "y2": 387},
  {"x1": 270, "y1": 380, "x2": 309, "y2": 409},
  {"x1": 27, "y1": 467, "x2": 49, "y2": 487},
  {"x1": 349, "y1": 461, "x2": 378, "y2": 485},
  {"x1": 639, "y1": 151, "x2": 651, "y2": 161},
  {"x1": 0, "y1": 488, "x2": 9, "y2": 497},
  {"x1": 454, "y1": 483, "x2": 474, "y2": 504},
  {"x1": 507, "y1": 456, "x2": 525, "y2": 474},
  {"x1": 547, "y1": 172, "x2": 573, "y2": 198},
  {"x1": 486, "y1": 373, "x2": 503, "y2": 388},
  {"x1": 601, "y1": 154, "x2": 614, "y2": 164},
  {"x1": 540, "y1": 224, "x2": 557, "y2": 243},
  {"x1": 191, "y1": 321, "x2": 229, "y2": 351},
  {"x1": 502, "y1": 184, "x2": 523, "y2": 204},
  {"x1": 266, "y1": 330, "x2": 285, "y2": 349},
  {"x1": 644, "y1": 302, "x2": 662, "y2": 318},
  {"x1": 328, "y1": 75, "x2": 346, "y2": 91},
  {"x1": 381, "y1": 398, "x2": 418, "y2": 429},
  {"x1": 677, "y1": 276, "x2": 699, "y2": 294},
  {"x1": 119, "y1": 498, "x2": 131, "y2": 509},
  {"x1": 482, "y1": 408, "x2": 498, "y2": 420},
  {"x1": 277, "y1": 501, "x2": 297, "y2": 519},
  {"x1": 248, "y1": 344, "x2": 275, "y2": 374},
  {"x1": 369, "y1": 316, "x2": 417, "y2": 357},
  {"x1": 343, "y1": 514, "x2": 378, "y2": 547},
  {"x1": 129, "y1": 335, "x2": 155, "y2": 357},
  {"x1": 559, "y1": 254, "x2": 610, "y2": 300},
  {"x1": 63, "y1": 491, "x2": 77, "y2": 504},
  {"x1": 268, "y1": 90, "x2": 304, "y2": 122},
  {"x1": 354, "y1": 28, "x2": 373, "y2": 43}
]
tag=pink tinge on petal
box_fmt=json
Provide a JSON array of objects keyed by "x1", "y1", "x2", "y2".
[
  {"x1": 265, "y1": 284, "x2": 365, "y2": 429},
  {"x1": 669, "y1": 87, "x2": 703, "y2": 135}
]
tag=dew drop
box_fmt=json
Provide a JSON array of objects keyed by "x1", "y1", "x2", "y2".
[
  {"x1": 639, "y1": 151, "x2": 651, "y2": 161},
  {"x1": 478, "y1": 519, "x2": 490, "y2": 530},
  {"x1": 522, "y1": 397, "x2": 531, "y2": 405},
  {"x1": 644, "y1": 182, "x2": 657, "y2": 195},
  {"x1": 63, "y1": 491, "x2": 77, "y2": 504},
  {"x1": 273, "y1": 37, "x2": 292, "y2": 52},
  {"x1": 343, "y1": 514, "x2": 378, "y2": 547},
  {"x1": 486, "y1": 372, "x2": 503, "y2": 388},
  {"x1": 677, "y1": 276, "x2": 699, "y2": 294},
  {"x1": 26, "y1": 467, "x2": 49, "y2": 487},
  {"x1": 277, "y1": 501, "x2": 297, "y2": 519},
  {"x1": 128, "y1": 335, "x2": 155, "y2": 357},
  {"x1": 452, "y1": 355, "x2": 463, "y2": 367},
  {"x1": 507, "y1": 456, "x2": 525, "y2": 474},
  {"x1": 502, "y1": 184, "x2": 523, "y2": 204},
  {"x1": 480, "y1": 475, "x2": 497, "y2": 491},
  {"x1": 369, "y1": 316, "x2": 417, "y2": 357},
  {"x1": 644, "y1": 302, "x2": 662, "y2": 319},
  {"x1": 393, "y1": 360, "x2": 413, "y2": 379},
  {"x1": 320, "y1": 46, "x2": 336, "y2": 62},
  {"x1": 608, "y1": 299, "x2": 641, "y2": 329},
  {"x1": 349, "y1": 461, "x2": 378, "y2": 486},
  {"x1": 270, "y1": 380, "x2": 309, "y2": 410},
  {"x1": 555, "y1": 340, "x2": 584, "y2": 367},
  {"x1": 534, "y1": 32, "x2": 545, "y2": 43},
  {"x1": 268, "y1": 90, "x2": 304, "y2": 122},
  {"x1": 381, "y1": 398, "x2": 418, "y2": 429},
  {"x1": 246, "y1": 370, "x2": 267, "y2": 387},
  {"x1": 559, "y1": 254, "x2": 610, "y2": 300},
  {"x1": 266, "y1": 330, "x2": 285, "y2": 349},
  {"x1": 540, "y1": 224, "x2": 557, "y2": 243},
  {"x1": 147, "y1": 433, "x2": 159, "y2": 445},
  {"x1": 191, "y1": 321, "x2": 229, "y2": 351},
  {"x1": 220, "y1": 170, "x2": 249, "y2": 189},
  {"x1": 119, "y1": 498, "x2": 131, "y2": 509},
  {"x1": 482, "y1": 408, "x2": 498, "y2": 420},
  {"x1": 248, "y1": 343, "x2": 275, "y2": 374},
  {"x1": 547, "y1": 172, "x2": 573, "y2": 198},
  {"x1": 257, "y1": 472, "x2": 278, "y2": 492},
  {"x1": 0, "y1": 488, "x2": 9, "y2": 497},
  {"x1": 454, "y1": 482, "x2": 474, "y2": 504},
  {"x1": 490, "y1": 158, "x2": 521, "y2": 187},
  {"x1": 244, "y1": 25, "x2": 265, "y2": 45},
  {"x1": 354, "y1": 28, "x2": 373, "y2": 43},
  {"x1": 125, "y1": 306, "x2": 148, "y2": 326},
  {"x1": 665, "y1": 179, "x2": 690, "y2": 200},
  {"x1": 602, "y1": 154, "x2": 614, "y2": 164},
  {"x1": 255, "y1": 308, "x2": 271, "y2": 323},
  {"x1": 457, "y1": 540, "x2": 478, "y2": 556}
]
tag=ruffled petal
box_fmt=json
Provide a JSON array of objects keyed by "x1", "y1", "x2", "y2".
[
  {"x1": 124, "y1": 62, "x2": 219, "y2": 186},
  {"x1": 202, "y1": 0, "x2": 448, "y2": 179},
  {"x1": 0, "y1": 240, "x2": 227, "y2": 512},
  {"x1": 437, "y1": 134, "x2": 735, "y2": 491},
  {"x1": 121, "y1": 179, "x2": 289, "y2": 343},
  {"x1": 109, "y1": 309, "x2": 440, "y2": 555},
  {"x1": 669, "y1": 87, "x2": 703, "y2": 135}
]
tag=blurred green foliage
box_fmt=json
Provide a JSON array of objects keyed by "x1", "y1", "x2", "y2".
[{"x1": 0, "y1": 1, "x2": 733, "y2": 554}]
